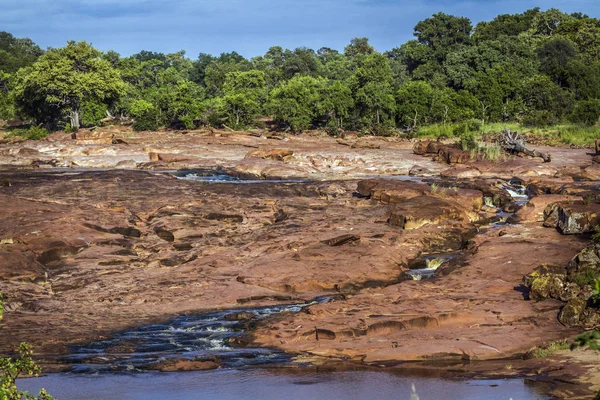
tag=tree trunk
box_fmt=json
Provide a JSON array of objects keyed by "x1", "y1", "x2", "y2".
[
  {"x1": 500, "y1": 129, "x2": 551, "y2": 162},
  {"x1": 70, "y1": 108, "x2": 80, "y2": 131}
]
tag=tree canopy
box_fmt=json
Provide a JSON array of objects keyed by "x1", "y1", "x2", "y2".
[{"x1": 2, "y1": 7, "x2": 600, "y2": 133}]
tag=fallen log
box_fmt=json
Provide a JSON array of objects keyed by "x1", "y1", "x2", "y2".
[{"x1": 499, "y1": 129, "x2": 551, "y2": 162}]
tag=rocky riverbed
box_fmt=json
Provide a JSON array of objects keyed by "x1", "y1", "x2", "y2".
[{"x1": 1, "y1": 128, "x2": 599, "y2": 398}]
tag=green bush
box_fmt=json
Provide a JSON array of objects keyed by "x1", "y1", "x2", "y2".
[
  {"x1": 0, "y1": 292, "x2": 55, "y2": 399},
  {"x1": 80, "y1": 100, "x2": 108, "y2": 127},
  {"x1": 7, "y1": 125, "x2": 49, "y2": 140},
  {"x1": 0, "y1": 343, "x2": 55, "y2": 399},
  {"x1": 129, "y1": 100, "x2": 159, "y2": 131},
  {"x1": 460, "y1": 132, "x2": 479, "y2": 151},
  {"x1": 569, "y1": 100, "x2": 600, "y2": 126}
]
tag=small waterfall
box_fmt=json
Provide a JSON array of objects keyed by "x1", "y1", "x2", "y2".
[
  {"x1": 407, "y1": 257, "x2": 448, "y2": 280},
  {"x1": 484, "y1": 196, "x2": 495, "y2": 208}
]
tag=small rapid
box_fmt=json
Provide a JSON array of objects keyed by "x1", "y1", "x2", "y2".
[
  {"x1": 61, "y1": 297, "x2": 332, "y2": 373},
  {"x1": 173, "y1": 169, "x2": 309, "y2": 184}
]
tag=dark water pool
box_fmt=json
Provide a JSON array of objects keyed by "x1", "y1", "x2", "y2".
[{"x1": 18, "y1": 369, "x2": 548, "y2": 400}]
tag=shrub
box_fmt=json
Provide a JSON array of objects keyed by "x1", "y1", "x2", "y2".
[
  {"x1": 0, "y1": 343, "x2": 55, "y2": 399},
  {"x1": 7, "y1": 125, "x2": 49, "y2": 140},
  {"x1": 569, "y1": 100, "x2": 600, "y2": 126},
  {"x1": 128, "y1": 100, "x2": 159, "y2": 131},
  {"x1": 0, "y1": 293, "x2": 55, "y2": 399},
  {"x1": 460, "y1": 132, "x2": 478, "y2": 151}
]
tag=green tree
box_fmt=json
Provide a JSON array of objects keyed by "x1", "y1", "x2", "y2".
[
  {"x1": 344, "y1": 37, "x2": 375, "y2": 59},
  {"x1": 281, "y1": 47, "x2": 322, "y2": 80},
  {"x1": 530, "y1": 8, "x2": 573, "y2": 38},
  {"x1": 221, "y1": 70, "x2": 267, "y2": 129},
  {"x1": 12, "y1": 41, "x2": 125, "y2": 130},
  {"x1": 268, "y1": 75, "x2": 326, "y2": 131},
  {"x1": 0, "y1": 32, "x2": 43, "y2": 74},
  {"x1": 203, "y1": 52, "x2": 251, "y2": 97},
  {"x1": 565, "y1": 58, "x2": 600, "y2": 100},
  {"x1": 348, "y1": 53, "x2": 396, "y2": 131},
  {"x1": 556, "y1": 17, "x2": 600, "y2": 60},
  {"x1": 143, "y1": 67, "x2": 206, "y2": 129},
  {"x1": 319, "y1": 80, "x2": 354, "y2": 129},
  {"x1": 414, "y1": 13, "x2": 473, "y2": 62},
  {"x1": 537, "y1": 38, "x2": 577, "y2": 86},
  {"x1": 128, "y1": 99, "x2": 159, "y2": 131},
  {"x1": 473, "y1": 8, "x2": 540, "y2": 42},
  {"x1": 190, "y1": 53, "x2": 216, "y2": 86},
  {"x1": 517, "y1": 74, "x2": 574, "y2": 125}
]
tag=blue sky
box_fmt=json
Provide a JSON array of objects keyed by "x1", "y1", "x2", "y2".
[{"x1": 1, "y1": 0, "x2": 599, "y2": 58}]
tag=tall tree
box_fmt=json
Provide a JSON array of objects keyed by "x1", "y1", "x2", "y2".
[
  {"x1": 12, "y1": 41, "x2": 125, "y2": 130},
  {"x1": 349, "y1": 53, "x2": 396, "y2": 131},
  {"x1": 221, "y1": 70, "x2": 267, "y2": 129}
]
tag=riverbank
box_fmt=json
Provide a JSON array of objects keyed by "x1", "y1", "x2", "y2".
[{"x1": 1, "y1": 128, "x2": 599, "y2": 398}]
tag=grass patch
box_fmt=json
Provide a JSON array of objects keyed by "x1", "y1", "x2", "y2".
[
  {"x1": 529, "y1": 339, "x2": 571, "y2": 358},
  {"x1": 416, "y1": 121, "x2": 599, "y2": 147}
]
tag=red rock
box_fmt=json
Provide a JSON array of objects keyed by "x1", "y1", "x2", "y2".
[
  {"x1": 245, "y1": 148, "x2": 294, "y2": 161},
  {"x1": 544, "y1": 202, "x2": 600, "y2": 234},
  {"x1": 388, "y1": 195, "x2": 475, "y2": 230},
  {"x1": 512, "y1": 195, "x2": 582, "y2": 223},
  {"x1": 413, "y1": 141, "x2": 430, "y2": 155}
]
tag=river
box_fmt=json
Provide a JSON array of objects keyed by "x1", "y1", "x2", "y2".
[{"x1": 19, "y1": 369, "x2": 548, "y2": 400}]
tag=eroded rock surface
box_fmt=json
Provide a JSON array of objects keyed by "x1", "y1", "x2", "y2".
[{"x1": 0, "y1": 130, "x2": 598, "y2": 377}]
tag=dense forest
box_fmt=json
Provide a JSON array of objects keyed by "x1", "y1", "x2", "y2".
[{"x1": 1, "y1": 7, "x2": 600, "y2": 138}]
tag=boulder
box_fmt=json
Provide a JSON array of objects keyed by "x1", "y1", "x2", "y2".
[
  {"x1": 71, "y1": 131, "x2": 114, "y2": 144},
  {"x1": 408, "y1": 165, "x2": 437, "y2": 177},
  {"x1": 543, "y1": 202, "x2": 600, "y2": 234},
  {"x1": 523, "y1": 264, "x2": 570, "y2": 301},
  {"x1": 558, "y1": 297, "x2": 586, "y2": 327},
  {"x1": 388, "y1": 196, "x2": 472, "y2": 230},
  {"x1": 512, "y1": 195, "x2": 582, "y2": 223},
  {"x1": 356, "y1": 179, "x2": 427, "y2": 202},
  {"x1": 426, "y1": 141, "x2": 442, "y2": 154},
  {"x1": 148, "y1": 153, "x2": 192, "y2": 163},
  {"x1": 413, "y1": 141, "x2": 430, "y2": 155},
  {"x1": 245, "y1": 148, "x2": 294, "y2": 161},
  {"x1": 224, "y1": 311, "x2": 256, "y2": 321},
  {"x1": 322, "y1": 234, "x2": 360, "y2": 247},
  {"x1": 440, "y1": 166, "x2": 481, "y2": 179}
]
